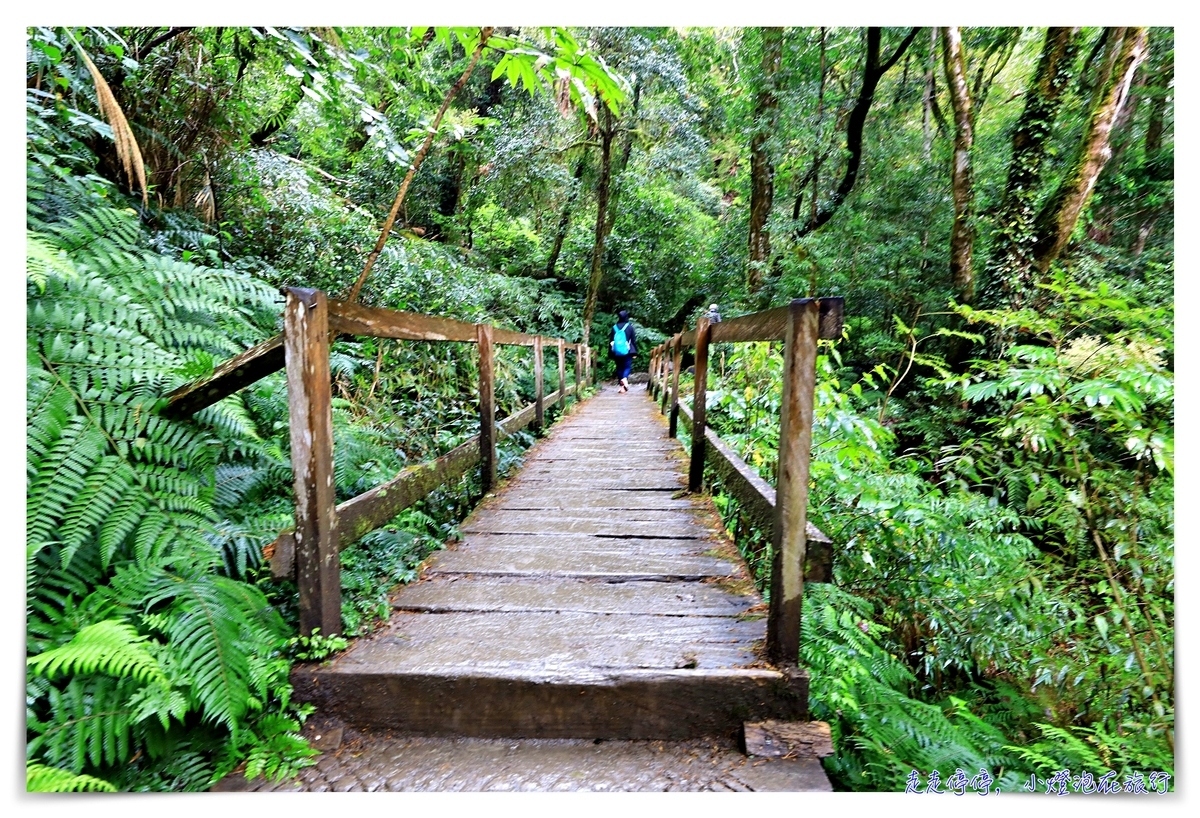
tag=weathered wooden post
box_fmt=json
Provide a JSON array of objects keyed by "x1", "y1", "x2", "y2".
[
  {"x1": 688, "y1": 316, "x2": 712, "y2": 492},
  {"x1": 557, "y1": 339, "x2": 566, "y2": 405},
  {"x1": 766, "y1": 298, "x2": 820, "y2": 666},
  {"x1": 477, "y1": 323, "x2": 496, "y2": 493},
  {"x1": 648, "y1": 348, "x2": 656, "y2": 398},
  {"x1": 574, "y1": 343, "x2": 582, "y2": 396},
  {"x1": 283, "y1": 287, "x2": 341, "y2": 637},
  {"x1": 651, "y1": 347, "x2": 661, "y2": 399},
  {"x1": 533, "y1": 335, "x2": 544, "y2": 433},
  {"x1": 668, "y1": 335, "x2": 682, "y2": 434}
]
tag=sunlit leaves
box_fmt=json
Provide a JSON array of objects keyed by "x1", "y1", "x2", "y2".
[{"x1": 487, "y1": 28, "x2": 629, "y2": 121}]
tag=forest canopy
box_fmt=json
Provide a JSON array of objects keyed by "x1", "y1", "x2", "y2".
[{"x1": 24, "y1": 23, "x2": 1173, "y2": 792}]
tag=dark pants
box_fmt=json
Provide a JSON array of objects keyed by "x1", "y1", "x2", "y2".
[{"x1": 614, "y1": 353, "x2": 634, "y2": 381}]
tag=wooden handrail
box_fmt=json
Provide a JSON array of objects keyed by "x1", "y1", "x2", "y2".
[
  {"x1": 648, "y1": 296, "x2": 844, "y2": 667},
  {"x1": 162, "y1": 286, "x2": 590, "y2": 636},
  {"x1": 160, "y1": 293, "x2": 574, "y2": 418},
  {"x1": 266, "y1": 385, "x2": 573, "y2": 579}
]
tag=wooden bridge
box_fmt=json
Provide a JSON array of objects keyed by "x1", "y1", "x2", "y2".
[{"x1": 167, "y1": 290, "x2": 843, "y2": 770}]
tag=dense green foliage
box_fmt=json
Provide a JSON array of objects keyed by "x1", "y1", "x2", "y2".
[{"x1": 27, "y1": 24, "x2": 1171, "y2": 791}]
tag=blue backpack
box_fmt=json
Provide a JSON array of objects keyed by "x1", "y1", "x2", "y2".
[{"x1": 611, "y1": 323, "x2": 630, "y2": 355}]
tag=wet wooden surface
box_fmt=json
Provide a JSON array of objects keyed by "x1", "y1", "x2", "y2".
[{"x1": 292, "y1": 384, "x2": 812, "y2": 739}]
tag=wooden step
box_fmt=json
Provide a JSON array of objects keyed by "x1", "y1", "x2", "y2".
[{"x1": 293, "y1": 387, "x2": 810, "y2": 740}]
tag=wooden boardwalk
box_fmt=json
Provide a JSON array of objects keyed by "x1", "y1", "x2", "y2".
[{"x1": 292, "y1": 384, "x2": 809, "y2": 740}]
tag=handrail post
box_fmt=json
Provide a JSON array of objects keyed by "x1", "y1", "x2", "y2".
[
  {"x1": 533, "y1": 335, "x2": 545, "y2": 433},
  {"x1": 667, "y1": 335, "x2": 682, "y2": 433},
  {"x1": 688, "y1": 316, "x2": 712, "y2": 491},
  {"x1": 574, "y1": 343, "x2": 582, "y2": 396},
  {"x1": 283, "y1": 287, "x2": 341, "y2": 637},
  {"x1": 767, "y1": 298, "x2": 820, "y2": 666},
  {"x1": 648, "y1": 348, "x2": 657, "y2": 398},
  {"x1": 557, "y1": 339, "x2": 566, "y2": 405},
  {"x1": 477, "y1": 323, "x2": 496, "y2": 493}
]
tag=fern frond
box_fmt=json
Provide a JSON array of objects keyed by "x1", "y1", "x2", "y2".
[
  {"x1": 27, "y1": 417, "x2": 107, "y2": 558},
  {"x1": 28, "y1": 675, "x2": 137, "y2": 771},
  {"x1": 26, "y1": 762, "x2": 117, "y2": 793},
  {"x1": 27, "y1": 230, "x2": 78, "y2": 291},
  {"x1": 28, "y1": 619, "x2": 167, "y2": 687},
  {"x1": 121, "y1": 566, "x2": 260, "y2": 736}
]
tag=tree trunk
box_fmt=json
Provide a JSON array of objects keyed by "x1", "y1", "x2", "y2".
[
  {"x1": 579, "y1": 78, "x2": 642, "y2": 346},
  {"x1": 345, "y1": 27, "x2": 494, "y2": 304},
  {"x1": 603, "y1": 80, "x2": 642, "y2": 234},
  {"x1": 1144, "y1": 38, "x2": 1172, "y2": 156},
  {"x1": 941, "y1": 27, "x2": 976, "y2": 303},
  {"x1": 544, "y1": 152, "x2": 588, "y2": 278},
  {"x1": 1132, "y1": 33, "x2": 1172, "y2": 257},
  {"x1": 1031, "y1": 27, "x2": 1149, "y2": 273},
  {"x1": 793, "y1": 27, "x2": 919, "y2": 242},
  {"x1": 748, "y1": 27, "x2": 783, "y2": 293},
  {"x1": 923, "y1": 28, "x2": 937, "y2": 159},
  {"x1": 982, "y1": 27, "x2": 1081, "y2": 310},
  {"x1": 580, "y1": 107, "x2": 616, "y2": 349},
  {"x1": 812, "y1": 27, "x2": 826, "y2": 224}
]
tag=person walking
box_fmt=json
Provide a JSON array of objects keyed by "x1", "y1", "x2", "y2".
[{"x1": 610, "y1": 309, "x2": 637, "y2": 393}]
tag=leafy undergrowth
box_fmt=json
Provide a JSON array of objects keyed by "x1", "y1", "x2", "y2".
[{"x1": 696, "y1": 299, "x2": 1173, "y2": 791}]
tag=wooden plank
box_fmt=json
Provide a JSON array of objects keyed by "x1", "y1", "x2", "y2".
[
  {"x1": 283, "y1": 287, "x2": 341, "y2": 637},
  {"x1": 492, "y1": 327, "x2": 539, "y2": 346},
  {"x1": 328, "y1": 299, "x2": 554, "y2": 347},
  {"x1": 678, "y1": 402, "x2": 773, "y2": 533},
  {"x1": 328, "y1": 299, "x2": 478, "y2": 343},
  {"x1": 336, "y1": 437, "x2": 481, "y2": 549},
  {"x1": 160, "y1": 333, "x2": 284, "y2": 418},
  {"x1": 478, "y1": 323, "x2": 496, "y2": 493},
  {"x1": 576, "y1": 340, "x2": 585, "y2": 395},
  {"x1": 708, "y1": 304, "x2": 789, "y2": 345},
  {"x1": 743, "y1": 720, "x2": 833, "y2": 758},
  {"x1": 497, "y1": 399, "x2": 538, "y2": 438},
  {"x1": 689, "y1": 316, "x2": 712, "y2": 491},
  {"x1": 293, "y1": 667, "x2": 807, "y2": 741},
  {"x1": 667, "y1": 335, "x2": 676, "y2": 417},
  {"x1": 768, "y1": 298, "x2": 819, "y2": 666}
]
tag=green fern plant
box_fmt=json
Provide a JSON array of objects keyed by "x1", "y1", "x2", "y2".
[
  {"x1": 26, "y1": 144, "x2": 310, "y2": 790},
  {"x1": 27, "y1": 762, "x2": 118, "y2": 793}
]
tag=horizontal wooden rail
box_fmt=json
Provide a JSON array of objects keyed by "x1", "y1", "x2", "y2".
[
  {"x1": 161, "y1": 286, "x2": 591, "y2": 635},
  {"x1": 268, "y1": 388, "x2": 568, "y2": 578},
  {"x1": 675, "y1": 401, "x2": 832, "y2": 583},
  {"x1": 327, "y1": 299, "x2": 547, "y2": 347},
  {"x1": 708, "y1": 298, "x2": 844, "y2": 344},
  {"x1": 650, "y1": 296, "x2": 844, "y2": 666},
  {"x1": 162, "y1": 294, "x2": 568, "y2": 419},
  {"x1": 160, "y1": 333, "x2": 285, "y2": 419}
]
